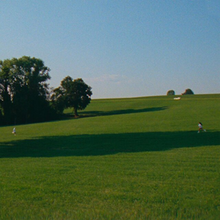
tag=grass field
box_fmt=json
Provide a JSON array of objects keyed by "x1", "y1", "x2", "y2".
[{"x1": 0, "y1": 94, "x2": 220, "y2": 219}]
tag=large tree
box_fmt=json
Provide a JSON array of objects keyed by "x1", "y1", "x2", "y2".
[
  {"x1": 0, "y1": 56, "x2": 52, "y2": 124},
  {"x1": 0, "y1": 59, "x2": 13, "y2": 124},
  {"x1": 52, "y1": 76, "x2": 92, "y2": 117}
]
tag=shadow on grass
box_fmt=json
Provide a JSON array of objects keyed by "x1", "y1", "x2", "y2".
[
  {"x1": 66, "y1": 106, "x2": 168, "y2": 118},
  {"x1": 0, "y1": 131, "x2": 219, "y2": 158}
]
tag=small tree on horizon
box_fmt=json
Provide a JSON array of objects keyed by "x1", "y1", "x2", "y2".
[
  {"x1": 182, "y1": 88, "x2": 194, "y2": 95},
  {"x1": 167, "y1": 90, "x2": 175, "y2": 96}
]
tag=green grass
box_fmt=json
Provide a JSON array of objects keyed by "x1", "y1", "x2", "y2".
[{"x1": 0, "y1": 94, "x2": 220, "y2": 219}]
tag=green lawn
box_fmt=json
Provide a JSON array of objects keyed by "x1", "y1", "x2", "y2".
[{"x1": 0, "y1": 94, "x2": 220, "y2": 219}]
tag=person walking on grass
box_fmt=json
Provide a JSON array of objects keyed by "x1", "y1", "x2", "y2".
[
  {"x1": 198, "y1": 122, "x2": 206, "y2": 133},
  {"x1": 12, "y1": 127, "x2": 16, "y2": 135}
]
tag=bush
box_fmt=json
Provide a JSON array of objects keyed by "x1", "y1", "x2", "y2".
[
  {"x1": 167, "y1": 90, "x2": 175, "y2": 96},
  {"x1": 182, "y1": 89, "x2": 194, "y2": 95}
]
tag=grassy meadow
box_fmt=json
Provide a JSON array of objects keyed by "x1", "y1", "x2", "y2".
[{"x1": 0, "y1": 94, "x2": 220, "y2": 219}]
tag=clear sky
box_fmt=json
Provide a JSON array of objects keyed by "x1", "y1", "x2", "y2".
[{"x1": 1, "y1": 0, "x2": 219, "y2": 98}]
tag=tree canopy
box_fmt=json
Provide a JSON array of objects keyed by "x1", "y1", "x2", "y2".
[
  {"x1": 182, "y1": 89, "x2": 194, "y2": 95},
  {"x1": 167, "y1": 90, "x2": 175, "y2": 96},
  {"x1": 0, "y1": 56, "x2": 93, "y2": 125},
  {"x1": 0, "y1": 56, "x2": 52, "y2": 124},
  {"x1": 51, "y1": 76, "x2": 92, "y2": 117}
]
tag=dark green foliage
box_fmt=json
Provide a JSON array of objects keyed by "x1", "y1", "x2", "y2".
[
  {"x1": 182, "y1": 88, "x2": 194, "y2": 95},
  {"x1": 0, "y1": 109, "x2": 3, "y2": 125},
  {"x1": 52, "y1": 76, "x2": 92, "y2": 116},
  {"x1": 0, "y1": 56, "x2": 54, "y2": 124},
  {"x1": 50, "y1": 87, "x2": 66, "y2": 114},
  {"x1": 0, "y1": 59, "x2": 14, "y2": 124},
  {"x1": 167, "y1": 90, "x2": 175, "y2": 95}
]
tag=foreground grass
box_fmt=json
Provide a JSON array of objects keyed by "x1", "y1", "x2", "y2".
[{"x1": 0, "y1": 94, "x2": 220, "y2": 219}]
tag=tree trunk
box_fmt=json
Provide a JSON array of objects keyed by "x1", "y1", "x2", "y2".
[{"x1": 74, "y1": 107, "x2": 78, "y2": 118}]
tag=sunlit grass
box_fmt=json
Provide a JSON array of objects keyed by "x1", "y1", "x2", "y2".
[{"x1": 0, "y1": 94, "x2": 220, "y2": 219}]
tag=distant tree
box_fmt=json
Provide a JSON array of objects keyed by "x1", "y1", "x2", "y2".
[
  {"x1": 182, "y1": 89, "x2": 194, "y2": 95},
  {"x1": 11, "y1": 56, "x2": 52, "y2": 123},
  {"x1": 167, "y1": 90, "x2": 175, "y2": 96},
  {"x1": 0, "y1": 59, "x2": 14, "y2": 124},
  {"x1": 50, "y1": 87, "x2": 66, "y2": 114},
  {"x1": 0, "y1": 56, "x2": 52, "y2": 124},
  {"x1": 52, "y1": 76, "x2": 92, "y2": 117}
]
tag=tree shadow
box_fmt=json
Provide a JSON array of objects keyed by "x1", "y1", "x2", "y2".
[
  {"x1": 0, "y1": 131, "x2": 219, "y2": 158},
  {"x1": 77, "y1": 106, "x2": 168, "y2": 118}
]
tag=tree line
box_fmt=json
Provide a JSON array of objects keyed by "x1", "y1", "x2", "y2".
[{"x1": 0, "y1": 56, "x2": 92, "y2": 125}]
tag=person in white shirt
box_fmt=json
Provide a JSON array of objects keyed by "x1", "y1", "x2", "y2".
[
  {"x1": 12, "y1": 127, "x2": 16, "y2": 135},
  {"x1": 198, "y1": 122, "x2": 206, "y2": 133}
]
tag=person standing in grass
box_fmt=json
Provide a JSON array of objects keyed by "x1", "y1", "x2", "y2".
[
  {"x1": 12, "y1": 127, "x2": 16, "y2": 135},
  {"x1": 198, "y1": 122, "x2": 206, "y2": 133}
]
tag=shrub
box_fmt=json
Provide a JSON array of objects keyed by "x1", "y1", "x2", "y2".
[
  {"x1": 182, "y1": 89, "x2": 194, "y2": 95},
  {"x1": 167, "y1": 90, "x2": 175, "y2": 96}
]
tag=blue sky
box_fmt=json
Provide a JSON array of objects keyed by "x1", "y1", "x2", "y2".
[{"x1": 1, "y1": 0, "x2": 219, "y2": 98}]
